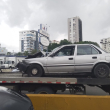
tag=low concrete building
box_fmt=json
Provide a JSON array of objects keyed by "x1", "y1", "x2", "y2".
[
  {"x1": 100, "y1": 37, "x2": 110, "y2": 52},
  {"x1": 51, "y1": 40, "x2": 60, "y2": 44}
]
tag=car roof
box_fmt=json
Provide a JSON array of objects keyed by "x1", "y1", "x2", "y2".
[{"x1": 61, "y1": 44, "x2": 94, "y2": 47}]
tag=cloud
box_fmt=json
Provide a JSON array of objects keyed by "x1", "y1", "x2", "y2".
[{"x1": 0, "y1": 0, "x2": 110, "y2": 51}]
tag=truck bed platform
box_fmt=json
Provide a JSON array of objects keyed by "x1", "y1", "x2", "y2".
[{"x1": 0, "y1": 72, "x2": 110, "y2": 85}]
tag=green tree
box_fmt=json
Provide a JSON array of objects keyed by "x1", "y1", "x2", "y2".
[
  {"x1": 7, "y1": 52, "x2": 11, "y2": 55},
  {"x1": 48, "y1": 43, "x2": 59, "y2": 52},
  {"x1": 74, "y1": 41, "x2": 100, "y2": 47},
  {"x1": 48, "y1": 39, "x2": 72, "y2": 52},
  {"x1": 16, "y1": 52, "x2": 23, "y2": 56},
  {"x1": 23, "y1": 51, "x2": 29, "y2": 56},
  {"x1": 31, "y1": 49, "x2": 37, "y2": 54},
  {"x1": 59, "y1": 39, "x2": 72, "y2": 46}
]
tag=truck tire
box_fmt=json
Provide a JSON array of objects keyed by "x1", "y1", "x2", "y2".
[
  {"x1": 27, "y1": 65, "x2": 43, "y2": 77},
  {"x1": 35, "y1": 87, "x2": 54, "y2": 94},
  {"x1": 93, "y1": 63, "x2": 110, "y2": 78}
]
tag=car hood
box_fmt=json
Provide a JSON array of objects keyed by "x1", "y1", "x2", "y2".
[
  {"x1": 25, "y1": 51, "x2": 46, "y2": 59},
  {"x1": 23, "y1": 56, "x2": 47, "y2": 65}
]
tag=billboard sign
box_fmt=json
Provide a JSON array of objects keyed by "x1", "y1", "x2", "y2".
[
  {"x1": 38, "y1": 29, "x2": 50, "y2": 37},
  {"x1": 0, "y1": 47, "x2": 7, "y2": 55},
  {"x1": 40, "y1": 24, "x2": 48, "y2": 32},
  {"x1": 38, "y1": 24, "x2": 50, "y2": 37},
  {"x1": 39, "y1": 36, "x2": 49, "y2": 46},
  {"x1": 0, "y1": 48, "x2": 6, "y2": 52}
]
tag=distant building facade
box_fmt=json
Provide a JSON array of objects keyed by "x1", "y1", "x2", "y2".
[
  {"x1": 0, "y1": 44, "x2": 7, "y2": 56},
  {"x1": 51, "y1": 40, "x2": 60, "y2": 44},
  {"x1": 19, "y1": 30, "x2": 37, "y2": 53},
  {"x1": 68, "y1": 16, "x2": 82, "y2": 43},
  {"x1": 19, "y1": 24, "x2": 50, "y2": 53},
  {"x1": 100, "y1": 37, "x2": 110, "y2": 52}
]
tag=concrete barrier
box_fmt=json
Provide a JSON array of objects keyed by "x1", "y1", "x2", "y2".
[{"x1": 27, "y1": 94, "x2": 110, "y2": 110}]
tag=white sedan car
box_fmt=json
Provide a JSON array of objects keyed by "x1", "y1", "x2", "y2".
[{"x1": 17, "y1": 44, "x2": 110, "y2": 78}]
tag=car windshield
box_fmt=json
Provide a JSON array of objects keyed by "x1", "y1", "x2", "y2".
[
  {"x1": 51, "y1": 46, "x2": 61, "y2": 53},
  {"x1": 47, "y1": 46, "x2": 61, "y2": 56}
]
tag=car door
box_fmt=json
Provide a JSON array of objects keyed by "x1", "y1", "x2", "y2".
[
  {"x1": 74, "y1": 45, "x2": 100, "y2": 72},
  {"x1": 46, "y1": 46, "x2": 75, "y2": 73}
]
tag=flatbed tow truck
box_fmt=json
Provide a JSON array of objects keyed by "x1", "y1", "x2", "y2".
[{"x1": 0, "y1": 72, "x2": 110, "y2": 95}]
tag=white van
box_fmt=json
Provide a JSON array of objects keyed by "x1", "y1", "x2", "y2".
[{"x1": 0, "y1": 60, "x2": 15, "y2": 69}]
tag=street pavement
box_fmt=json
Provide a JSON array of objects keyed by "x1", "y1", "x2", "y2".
[{"x1": 57, "y1": 85, "x2": 109, "y2": 95}]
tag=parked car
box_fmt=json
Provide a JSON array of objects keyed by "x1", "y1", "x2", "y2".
[
  {"x1": 0, "y1": 86, "x2": 34, "y2": 110},
  {"x1": 16, "y1": 44, "x2": 110, "y2": 78}
]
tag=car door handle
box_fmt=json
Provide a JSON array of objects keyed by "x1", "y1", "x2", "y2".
[
  {"x1": 69, "y1": 58, "x2": 73, "y2": 60},
  {"x1": 92, "y1": 56, "x2": 97, "y2": 59}
]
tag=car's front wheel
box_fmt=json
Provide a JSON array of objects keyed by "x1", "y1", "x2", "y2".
[
  {"x1": 93, "y1": 63, "x2": 110, "y2": 78},
  {"x1": 27, "y1": 64, "x2": 43, "y2": 77}
]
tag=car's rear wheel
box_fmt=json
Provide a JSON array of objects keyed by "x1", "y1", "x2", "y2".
[
  {"x1": 27, "y1": 64, "x2": 43, "y2": 77},
  {"x1": 93, "y1": 63, "x2": 110, "y2": 78}
]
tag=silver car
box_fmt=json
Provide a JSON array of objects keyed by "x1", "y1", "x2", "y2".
[{"x1": 17, "y1": 44, "x2": 110, "y2": 78}]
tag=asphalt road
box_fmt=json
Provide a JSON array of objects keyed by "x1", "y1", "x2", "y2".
[{"x1": 57, "y1": 85, "x2": 109, "y2": 95}]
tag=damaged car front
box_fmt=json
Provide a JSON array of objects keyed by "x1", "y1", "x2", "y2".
[{"x1": 16, "y1": 51, "x2": 47, "y2": 75}]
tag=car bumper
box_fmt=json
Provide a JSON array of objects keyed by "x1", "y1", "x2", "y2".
[{"x1": 16, "y1": 62, "x2": 29, "y2": 73}]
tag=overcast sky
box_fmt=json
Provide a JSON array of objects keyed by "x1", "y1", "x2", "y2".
[{"x1": 0, "y1": 0, "x2": 110, "y2": 52}]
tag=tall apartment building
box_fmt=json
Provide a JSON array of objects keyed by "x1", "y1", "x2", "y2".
[
  {"x1": 19, "y1": 30, "x2": 37, "y2": 53},
  {"x1": 100, "y1": 37, "x2": 110, "y2": 53},
  {"x1": 19, "y1": 29, "x2": 50, "y2": 53},
  {"x1": 68, "y1": 16, "x2": 82, "y2": 43}
]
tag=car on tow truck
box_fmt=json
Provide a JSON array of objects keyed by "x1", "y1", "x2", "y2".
[{"x1": 17, "y1": 44, "x2": 110, "y2": 78}]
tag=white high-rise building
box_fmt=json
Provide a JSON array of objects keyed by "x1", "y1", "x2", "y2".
[
  {"x1": 100, "y1": 37, "x2": 110, "y2": 53},
  {"x1": 19, "y1": 30, "x2": 37, "y2": 53},
  {"x1": 68, "y1": 16, "x2": 82, "y2": 43},
  {"x1": 19, "y1": 24, "x2": 50, "y2": 53}
]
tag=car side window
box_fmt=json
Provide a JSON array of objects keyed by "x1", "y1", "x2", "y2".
[
  {"x1": 55, "y1": 46, "x2": 75, "y2": 57},
  {"x1": 77, "y1": 45, "x2": 99, "y2": 55}
]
